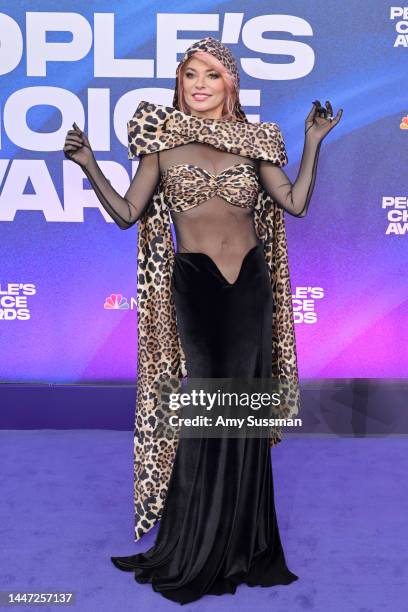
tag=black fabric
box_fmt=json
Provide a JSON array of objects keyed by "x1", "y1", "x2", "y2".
[
  {"x1": 81, "y1": 135, "x2": 320, "y2": 232},
  {"x1": 111, "y1": 243, "x2": 298, "y2": 605}
]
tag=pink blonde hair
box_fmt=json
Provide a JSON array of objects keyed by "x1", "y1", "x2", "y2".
[{"x1": 177, "y1": 50, "x2": 239, "y2": 121}]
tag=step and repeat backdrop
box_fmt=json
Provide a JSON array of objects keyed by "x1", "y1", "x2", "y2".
[{"x1": 0, "y1": 1, "x2": 407, "y2": 384}]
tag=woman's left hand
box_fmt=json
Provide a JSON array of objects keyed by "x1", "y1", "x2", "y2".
[{"x1": 305, "y1": 100, "x2": 343, "y2": 144}]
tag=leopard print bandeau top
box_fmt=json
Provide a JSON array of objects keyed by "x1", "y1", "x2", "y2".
[{"x1": 160, "y1": 161, "x2": 260, "y2": 212}]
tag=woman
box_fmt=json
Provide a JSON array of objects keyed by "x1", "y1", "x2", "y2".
[{"x1": 64, "y1": 36, "x2": 342, "y2": 604}]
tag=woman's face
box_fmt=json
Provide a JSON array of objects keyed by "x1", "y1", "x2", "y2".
[{"x1": 181, "y1": 56, "x2": 226, "y2": 119}]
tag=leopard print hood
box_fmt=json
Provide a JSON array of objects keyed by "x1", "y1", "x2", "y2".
[
  {"x1": 172, "y1": 36, "x2": 247, "y2": 121},
  {"x1": 129, "y1": 37, "x2": 300, "y2": 542}
]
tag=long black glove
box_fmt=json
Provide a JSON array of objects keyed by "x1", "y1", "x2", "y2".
[
  {"x1": 258, "y1": 100, "x2": 343, "y2": 217},
  {"x1": 63, "y1": 123, "x2": 159, "y2": 229}
]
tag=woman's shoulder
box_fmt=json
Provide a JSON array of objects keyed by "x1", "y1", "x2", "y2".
[{"x1": 129, "y1": 100, "x2": 173, "y2": 126}]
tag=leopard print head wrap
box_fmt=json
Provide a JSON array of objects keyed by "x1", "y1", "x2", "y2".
[{"x1": 171, "y1": 36, "x2": 247, "y2": 122}]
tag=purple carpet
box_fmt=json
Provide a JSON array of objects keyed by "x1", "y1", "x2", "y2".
[{"x1": 0, "y1": 432, "x2": 405, "y2": 611}]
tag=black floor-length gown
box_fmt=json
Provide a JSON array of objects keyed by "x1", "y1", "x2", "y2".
[{"x1": 111, "y1": 242, "x2": 298, "y2": 604}]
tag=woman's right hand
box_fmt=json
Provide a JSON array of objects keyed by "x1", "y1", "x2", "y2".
[{"x1": 63, "y1": 122, "x2": 94, "y2": 168}]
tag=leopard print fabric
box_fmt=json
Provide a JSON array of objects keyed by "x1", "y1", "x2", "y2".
[
  {"x1": 128, "y1": 37, "x2": 300, "y2": 542},
  {"x1": 128, "y1": 101, "x2": 288, "y2": 163},
  {"x1": 160, "y1": 162, "x2": 260, "y2": 211}
]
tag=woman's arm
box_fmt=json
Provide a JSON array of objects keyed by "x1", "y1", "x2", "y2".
[
  {"x1": 64, "y1": 123, "x2": 159, "y2": 230},
  {"x1": 259, "y1": 100, "x2": 343, "y2": 218},
  {"x1": 258, "y1": 137, "x2": 321, "y2": 218},
  {"x1": 82, "y1": 152, "x2": 160, "y2": 230}
]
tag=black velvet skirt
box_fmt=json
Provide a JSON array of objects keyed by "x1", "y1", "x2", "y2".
[{"x1": 111, "y1": 243, "x2": 298, "y2": 605}]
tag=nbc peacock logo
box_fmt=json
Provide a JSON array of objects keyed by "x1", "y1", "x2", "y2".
[
  {"x1": 104, "y1": 293, "x2": 130, "y2": 310},
  {"x1": 400, "y1": 115, "x2": 408, "y2": 129}
]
